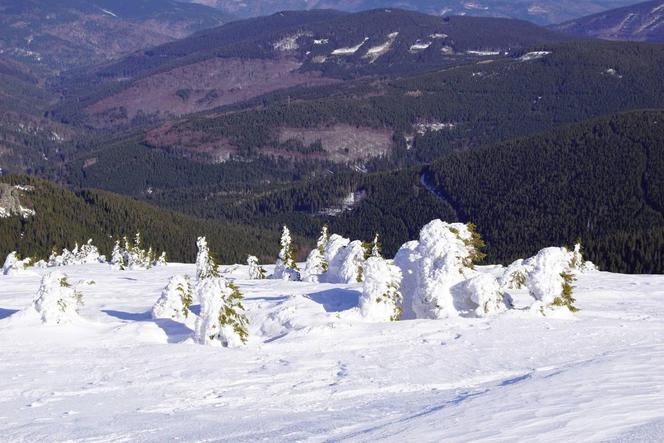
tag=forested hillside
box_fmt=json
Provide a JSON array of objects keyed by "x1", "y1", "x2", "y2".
[
  {"x1": 52, "y1": 9, "x2": 568, "y2": 127},
  {"x1": 148, "y1": 110, "x2": 664, "y2": 274},
  {"x1": 0, "y1": 176, "x2": 279, "y2": 264},
  {"x1": 65, "y1": 40, "x2": 664, "y2": 191}
]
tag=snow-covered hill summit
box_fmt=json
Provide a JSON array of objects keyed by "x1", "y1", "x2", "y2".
[{"x1": 1, "y1": 252, "x2": 663, "y2": 440}]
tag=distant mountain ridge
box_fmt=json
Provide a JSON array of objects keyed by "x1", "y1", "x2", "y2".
[
  {"x1": 189, "y1": 0, "x2": 638, "y2": 25},
  {"x1": 552, "y1": 0, "x2": 664, "y2": 42},
  {"x1": 0, "y1": 0, "x2": 231, "y2": 72},
  {"x1": 52, "y1": 8, "x2": 569, "y2": 127}
]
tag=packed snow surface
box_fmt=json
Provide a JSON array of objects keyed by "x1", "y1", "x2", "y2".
[{"x1": 1, "y1": 263, "x2": 664, "y2": 441}]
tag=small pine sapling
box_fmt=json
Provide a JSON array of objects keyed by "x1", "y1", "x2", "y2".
[{"x1": 247, "y1": 255, "x2": 267, "y2": 280}]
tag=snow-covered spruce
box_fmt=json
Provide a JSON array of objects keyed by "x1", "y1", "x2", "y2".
[
  {"x1": 302, "y1": 226, "x2": 330, "y2": 282},
  {"x1": 571, "y1": 243, "x2": 598, "y2": 273},
  {"x1": 368, "y1": 233, "x2": 382, "y2": 259},
  {"x1": 247, "y1": 255, "x2": 267, "y2": 280},
  {"x1": 194, "y1": 277, "x2": 248, "y2": 347},
  {"x1": 359, "y1": 257, "x2": 403, "y2": 321},
  {"x1": 2, "y1": 251, "x2": 31, "y2": 275},
  {"x1": 462, "y1": 273, "x2": 512, "y2": 317},
  {"x1": 337, "y1": 240, "x2": 367, "y2": 283},
  {"x1": 273, "y1": 226, "x2": 300, "y2": 281},
  {"x1": 109, "y1": 234, "x2": 164, "y2": 270},
  {"x1": 397, "y1": 220, "x2": 487, "y2": 319},
  {"x1": 152, "y1": 275, "x2": 194, "y2": 322},
  {"x1": 195, "y1": 236, "x2": 219, "y2": 281},
  {"x1": 48, "y1": 239, "x2": 102, "y2": 267},
  {"x1": 525, "y1": 246, "x2": 579, "y2": 312},
  {"x1": 32, "y1": 272, "x2": 83, "y2": 324},
  {"x1": 322, "y1": 234, "x2": 350, "y2": 281},
  {"x1": 500, "y1": 259, "x2": 531, "y2": 290}
]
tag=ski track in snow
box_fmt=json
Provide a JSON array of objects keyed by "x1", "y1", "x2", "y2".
[{"x1": 0, "y1": 264, "x2": 663, "y2": 441}]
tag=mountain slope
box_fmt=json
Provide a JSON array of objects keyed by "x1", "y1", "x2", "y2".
[
  {"x1": 0, "y1": 0, "x2": 231, "y2": 72},
  {"x1": 191, "y1": 0, "x2": 637, "y2": 25},
  {"x1": 552, "y1": 0, "x2": 664, "y2": 42},
  {"x1": 88, "y1": 40, "x2": 664, "y2": 168},
  {"x1": 161, "y1": 110, "x2": 664, "y2": 274},
  {"x1": 52, "y1": 9, "x2": 569, "y2": 126},
  {"x1": 0, "y1": 175, "x2": 278, "y2": 263}
]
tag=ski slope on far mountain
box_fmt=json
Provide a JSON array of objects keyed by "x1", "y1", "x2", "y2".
[{"x1": 1, "y1": 263, "x2": 663, "y2": 441}]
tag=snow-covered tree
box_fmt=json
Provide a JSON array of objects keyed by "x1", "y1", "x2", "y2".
[
  {"x1": 155, "y1": 252, "x2": 168, "y2": 267},
  {"x1": 359, "y1": 257, "x2": 403, "y2": 321},
  {"x1": 110, "y1": 240, "x2": 125, "y2": 269},
  {"x1": 107, "y1": 235, "x2": 164, "y2": 270},
  {"x1": 462, "y1": 273, "x2": 512, "y2": 317},
  {"x1": 302, "y1": 226, "x2": 331, "y2": 282},
  {"x1": 247, "y1": 255, "x2": 267, "y2": 280},
  {"x1": 273, "y1": 226, "x2": 300, "y2": 281},
  {"x1": 396, "y1": 220, "x2": 487, "y2": 319},
  {"x1": 32, "y1": 272, "x2": 83, "y2": 324},
  {"x1": 570, "y1": 242, "x2": 598, "y2": 273},
  {"x1": 196, "y1": 237, "x2": 219, "y2": 281},
  {"x1": 2, "y1": 251, "x2": 31, "y2": 275},
  {"x1": 338, "y1": 240, "x2": 367, "y2": 283},
  {"x1": 45, "y1": 240, "x2": 102, "y2": 267},
  {"x1": 76, "y1": 239, "x2": 101, "y2": 264},
  {"x1": 152, "y1": 275, "x2": 194, "y2": 322},
  {"x1": 194, "y1": 277, "x2": 248, "y2": 347},
  {"x1": 500, "y1": 259, "x2": 532, "y2": 290},
  {"x1": 525, "y1": 247, "x2": 579, "y2": 312},
  {"x1": 367, "y1": 233, "x2": 382, "y2": 259}
]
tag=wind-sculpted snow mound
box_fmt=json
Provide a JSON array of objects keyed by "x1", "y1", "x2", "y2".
[{"x1": 32, "y1": 272, "x2": 83, "y2": 325}]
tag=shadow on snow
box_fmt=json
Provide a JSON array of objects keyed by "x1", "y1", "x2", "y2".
[
  {"x1": 306, "y1": 288, "x2": 360, "y2": 313},
  {"x1": 102, "y1": 309, "x2": 193, "y2": 343},
  {"x1": 0, "y1": 308, "x2": 19, "y2": 320}
]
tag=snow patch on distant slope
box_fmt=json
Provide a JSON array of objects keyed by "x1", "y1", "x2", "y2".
[
  {"x1": 410, "y1": 41, "x2": 432, "y2": 53},
  {"x1": 101, "y1": 8, "x2": 118, "y2": 18},
  {"x1": 332, "y1": 37, "x2": 369, "y2": 56},
  {"x1": 519, "y1": 51, "x2": 551, "y2": 61},
  {"x1": 273, "y1": 31, "x2": 312, "y2": 51},
  {"x1": 363, "y1": 32, "x2": 399, "y2": 63}
]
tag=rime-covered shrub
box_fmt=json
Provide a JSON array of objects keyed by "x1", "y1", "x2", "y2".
[
  {"x1": 32, "y1": 272, "x2": 83, "y2": 324},
  {"x1": 273, "y1": 226, "x2": 300, "y2": 281},
  {"x1": 194, "y1": 277, "x2": 248, "y2": 347},
  {"x1": 525, "y1": 247, "x2": 578, "y2": 312},
  {"x1": 302, "y1": 226, "x2": 330, "y2": 282},
  {"x1": 48, "y1": 239, "x2": 102, "y2": 267},
  {"x1": 152, "y1": 275, "x2": 194, "y2": 322},
  {"x1": 324, "y1": 234, "x2": 350, "y2": 270},
  {"x1": 247, "y1": 255, "x2": 267, "y2": 280},
  {"x1": 397, "y1": 220, "x2": 485, "y2": 319},
  {"x1": 500, "y1": 259, "x2": 532, "y2": 290},
  {"x1": 337, "y1": 240, "x2": 367, "y2": 283},
  {"x1": 109, "y1": 234, "x2": 164, "y2": 270},
  {"x1": 359, "y1": 257, "x2": 403, "y2": 321},
  {"x1": 462, "y1": 273, "x2": 511, "y2": 317},
  {"x1": 2, "y1": 251, "x2": 31, "y2": 275}
]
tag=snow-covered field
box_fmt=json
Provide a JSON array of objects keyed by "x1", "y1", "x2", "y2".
[{"x1": 1, "y1": 263, "x2": 664, "y2": 442}]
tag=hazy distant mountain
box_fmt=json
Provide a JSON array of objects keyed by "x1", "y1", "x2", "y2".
[
  {"x1": 189, "y1": 0, "x2": 638, "y2": 25},
  {"x1": 552, "y1": 0, "x2": 664, "y2": 42},
  {"x1": 0, "y1": 0, "x2": 231, "y2": 72}
]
